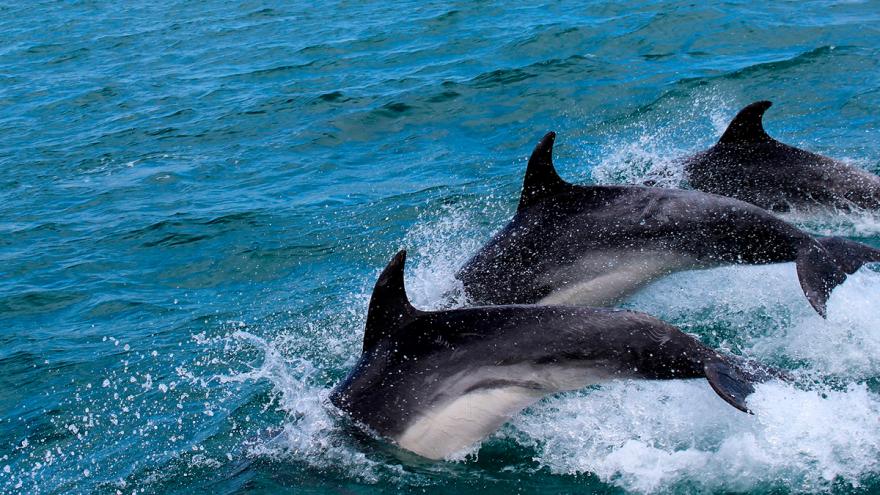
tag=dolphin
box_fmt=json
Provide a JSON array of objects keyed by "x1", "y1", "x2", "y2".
[
  {"x1": 330, "y1": 250, "x2": 776, "y2": 460},
  {"x1": 684, "y1": 100, "x2": 880, "y2": 211},
  {"x1": 457, "y1": 132, "x2": 880, "y2": 316}
]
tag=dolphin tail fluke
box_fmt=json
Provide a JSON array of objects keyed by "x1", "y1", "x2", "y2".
[
  {"x1": 817, "y1": 236, "x2": 880, "y2": 275},
  {"x1": 795, "y1": 242, "x2": 848, "y2": 318}
]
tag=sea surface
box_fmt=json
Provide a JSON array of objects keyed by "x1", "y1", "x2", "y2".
[{"x1": 2, "y1": 1, "x2": 880, "y2": 493}]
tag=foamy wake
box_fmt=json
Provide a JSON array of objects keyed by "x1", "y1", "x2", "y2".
[
  {"x1": 225, "y1": 258, "x2": 880, "y2": 493},
  {"x1": 509, "y1": 263, "x2": 880, "y2": 493},
  {"x1": 511, "y1": 380, "x2": 880, "y2": 493},
  {"x1": 626, "y1": 263, "x2": 880, "y2": 379}
]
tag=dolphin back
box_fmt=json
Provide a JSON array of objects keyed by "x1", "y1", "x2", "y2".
[{"x1": 686, "y1": 100, "x2": 880, "y2": 211}]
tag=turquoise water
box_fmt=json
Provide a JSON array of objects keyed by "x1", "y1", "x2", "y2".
[{"x1": 3, "y1": 1, "x2": 880, "y2": 493}]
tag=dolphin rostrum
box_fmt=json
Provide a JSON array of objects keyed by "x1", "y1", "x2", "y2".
[
  {"x1": 457, "y1": 132, "x2": 880, "y2": 316},
  {"x1": 684, "y1": 100, "x2": 880, "y2": 211},
  {"x1": 330, "y1": 251, "x2": 776, "y2": 460}
]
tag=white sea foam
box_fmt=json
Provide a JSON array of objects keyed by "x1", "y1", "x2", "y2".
[
  {"x1": 501, "y1": 260, "x2": 880, "y2": 493},
  {"x1": 625, "y1": 263, "x2": 811, "y2": 330},
  {"x1": 759, "y1": 267, "x2": 880, "y2": 379},
  {"x1": 626, "y1": 263, "x2": 880, "y2": 378},
  {"x1": 512, "y1": 380, "x2": 880, "y2": 493}
]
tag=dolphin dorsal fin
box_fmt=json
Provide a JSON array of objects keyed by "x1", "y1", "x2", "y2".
[
  {"x1": 718, "y1": 100, "x2": 773, "y2": 145},
  {"x1": 518, "y1": 131, "x2": 565, "y2": 212},
  {"x1": 363, "y1": 250, "x2": 417, "y2": 353}
]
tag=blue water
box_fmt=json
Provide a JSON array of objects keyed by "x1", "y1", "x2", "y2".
[{"x1": 3, "y1": 1, "x2": 880, "y2": 493}]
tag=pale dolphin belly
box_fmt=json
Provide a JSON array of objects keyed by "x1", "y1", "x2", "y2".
[
  {"x1": 394, "y1": 363, "x2": 619, "y2": 459},
  {"x1": 395, "y1": 386, "x2": 543, "y2": 459},
  {"x1": 538, "y1": 251, "x2": 702, "y2": 306}
]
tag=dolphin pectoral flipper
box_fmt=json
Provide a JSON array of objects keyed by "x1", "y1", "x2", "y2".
[
  {"x1": 703, "y1": 360, "x2": 758, "y2": 414},
  {"x1": 795, "y1": 242, "x2": 848, "y2": 317}
]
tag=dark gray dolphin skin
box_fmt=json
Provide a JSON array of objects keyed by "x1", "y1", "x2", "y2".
[
  {"x1": 330, "y1": 250, "x2": 776, "y2": 460},
  {"x1": 684, "y1": 100, "x2": 880, "y2": 211},
  {"x1": 457, "y1": 132, "x2": 880, "y2": 317}
]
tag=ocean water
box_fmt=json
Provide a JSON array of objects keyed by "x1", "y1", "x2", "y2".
[{"x1": 3, "y1": 1, "x2": 880, "y2": 493}]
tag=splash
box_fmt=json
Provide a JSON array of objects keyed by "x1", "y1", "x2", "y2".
[
  {"x1": 589, "y1": 133, "x2": 688, "y2": 188},
  {"x1": 781, "y1": 207, "x2": 880, "y2": 238},
  {"x1": 520, "y1": 263, "x2": 879, "y2": 491},
  {"x1": 404, "y1": 204, "x2": 489, "y2": 309},
  {"x1": 625, "y1": 263, "x2": 880, "y2": 379},
  {"x1": 219, "y1": 331, "x2": 405, "y2": 484},
  {"x1": 512, "y1": 380, "x2": 880, "y2": 493},
  {"x1": 212, "y1": 206, "x2": 492, "y2": 483},
  {"x1": 588, "y1": 93, "x2": 732, "y2": 187}
]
